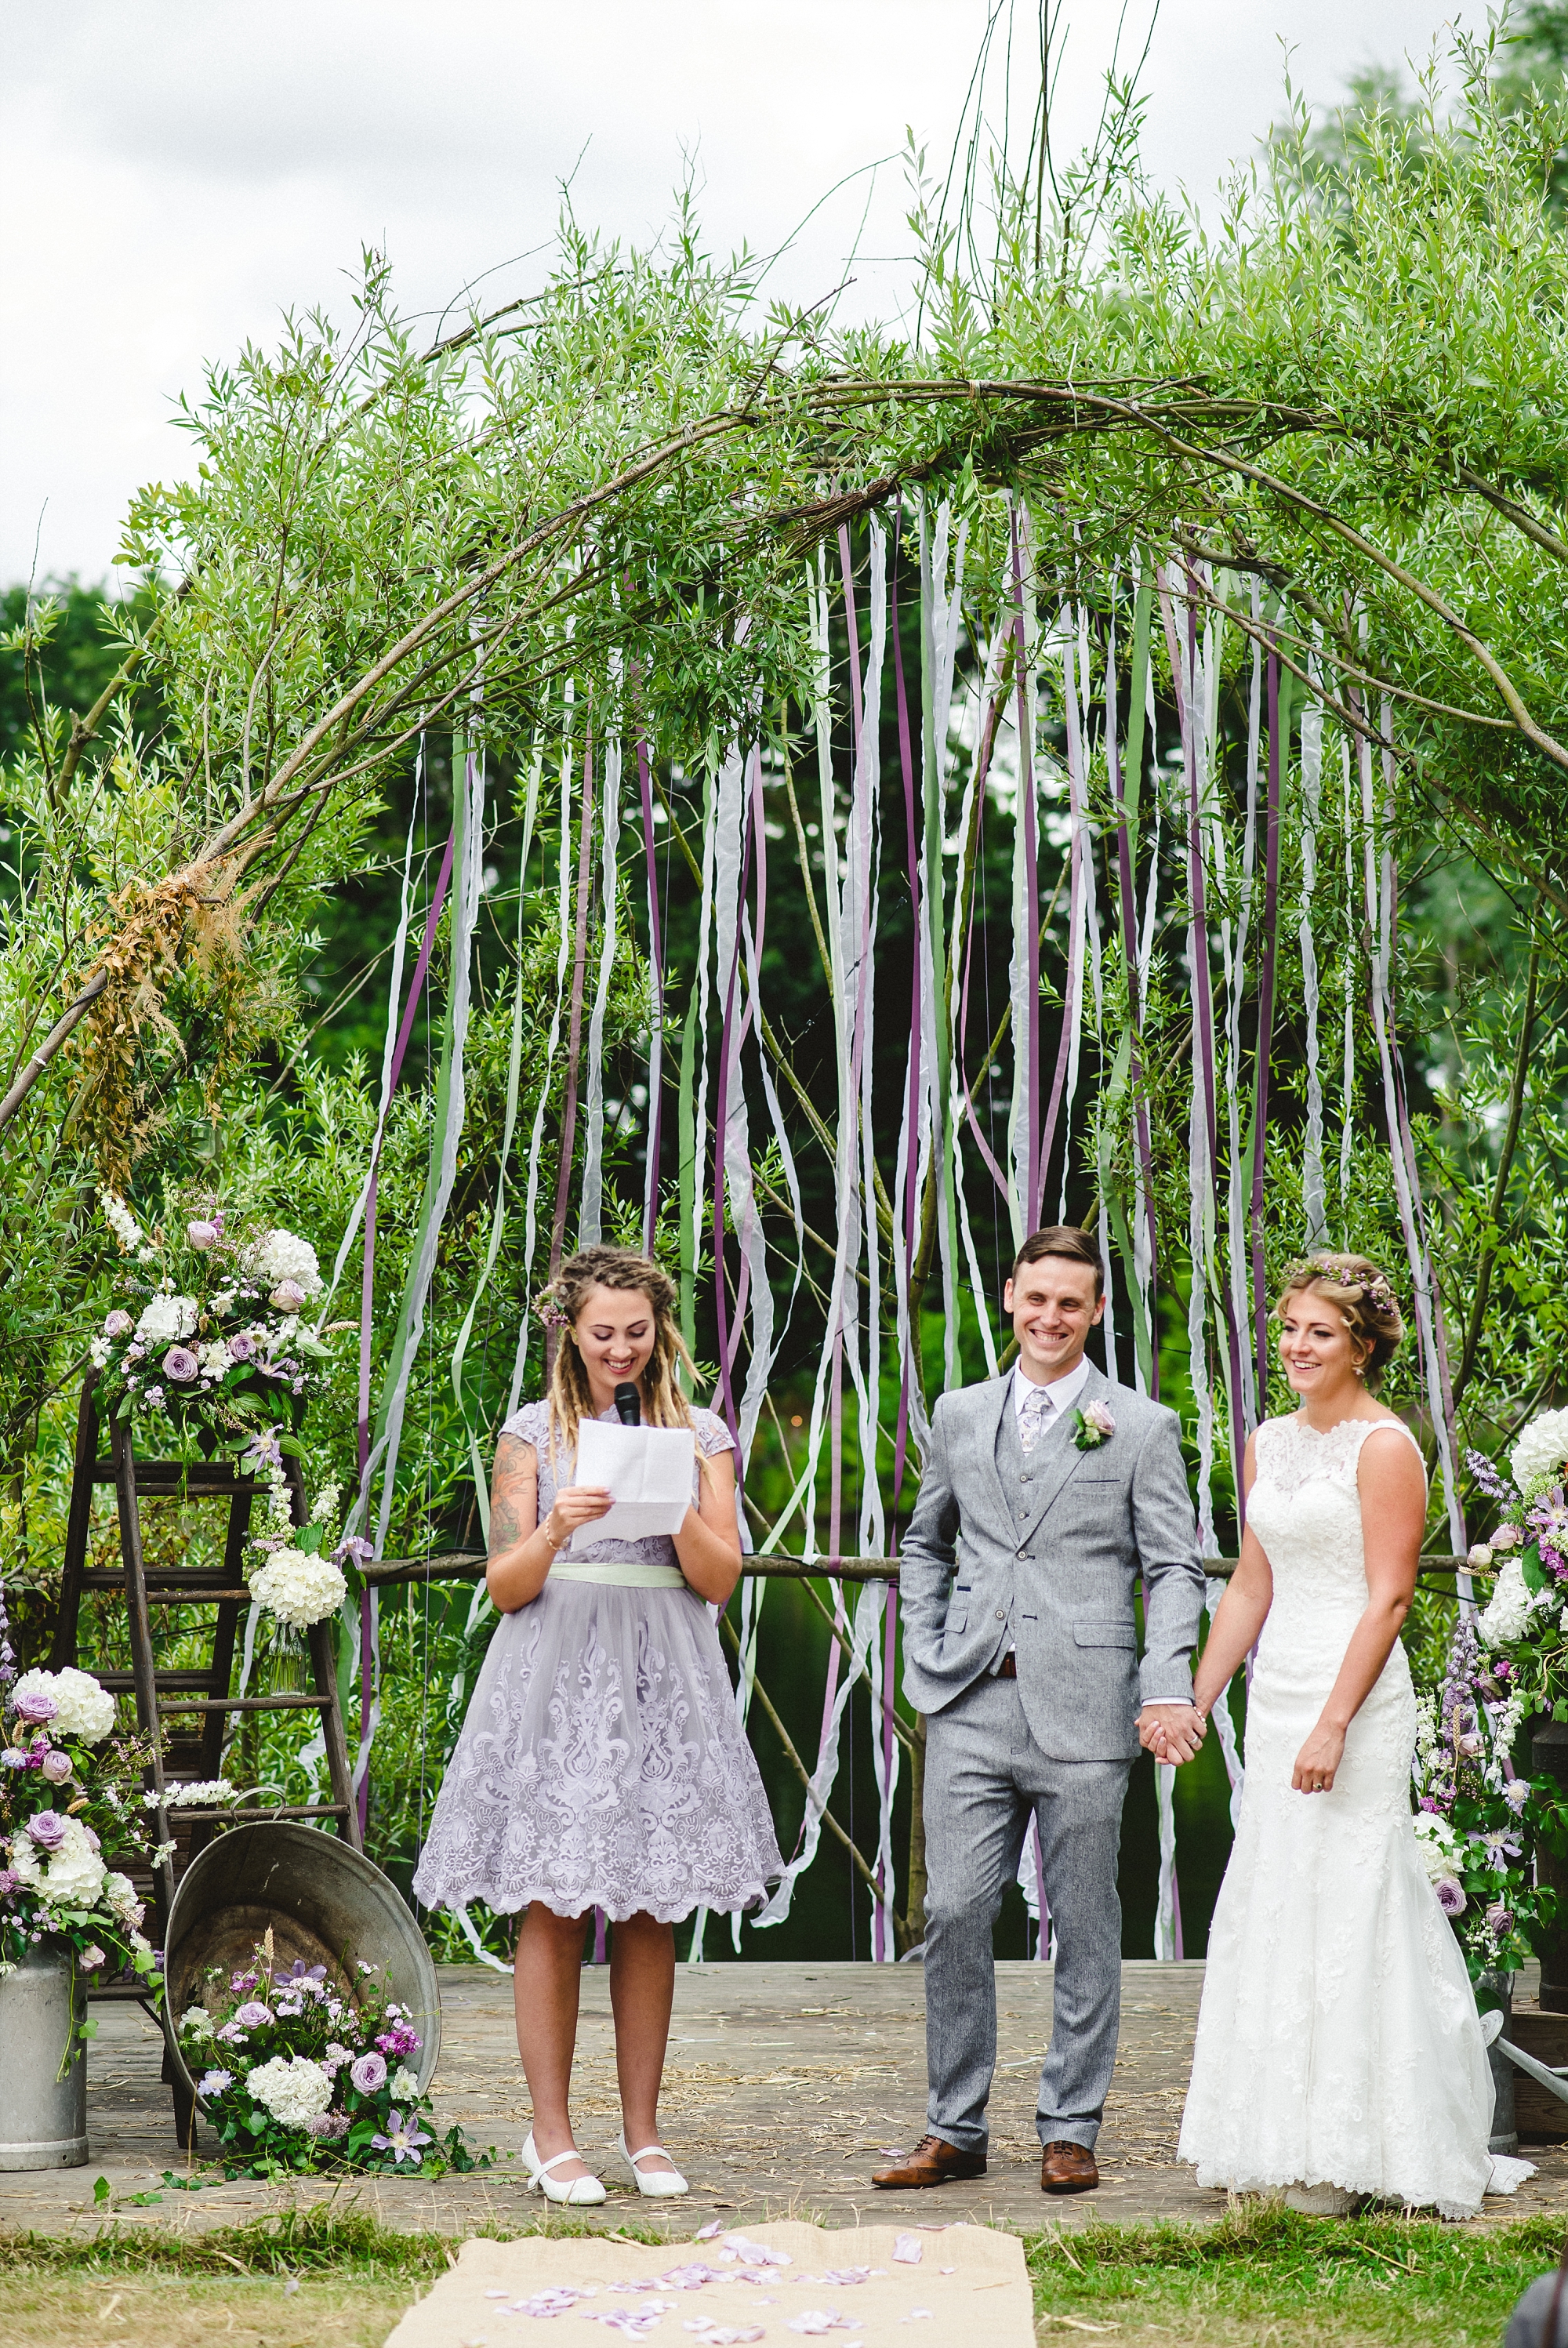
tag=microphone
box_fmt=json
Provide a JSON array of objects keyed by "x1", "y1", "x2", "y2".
[{"x1": 613, "y1": 1382, "x2": 641, "y2": 1427}]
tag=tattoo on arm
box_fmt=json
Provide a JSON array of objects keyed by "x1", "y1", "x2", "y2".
[{"x1": 488, "y1": 1437, "x2": 538, "y2": 1559}]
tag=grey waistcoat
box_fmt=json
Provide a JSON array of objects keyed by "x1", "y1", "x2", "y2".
[{"x1": 897, "y1": 1363, "x2": 1205, "y2": 1763}]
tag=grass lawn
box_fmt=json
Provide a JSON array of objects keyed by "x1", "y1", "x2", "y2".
[
  {"x1": 0, "y1": 2201, "x2": 1561, "y2": 2347},
  {"x1": 1028, "y1": 2204, "x2": 1568, "y2": 2345}
]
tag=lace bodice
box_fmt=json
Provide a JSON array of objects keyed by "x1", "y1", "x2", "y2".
[
  {"x1": 1248, "y1": 1414, "x2": 1425, "y2": 1650},
  {"x1": 499, "y1": 1399, "x2": 735, "y2": 1570}
]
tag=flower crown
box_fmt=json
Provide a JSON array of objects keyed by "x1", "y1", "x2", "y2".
[{"x1": 1291, "y1": 1259, "x2": 1401, "y2": 1323}]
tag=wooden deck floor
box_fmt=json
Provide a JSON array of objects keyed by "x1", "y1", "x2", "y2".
[{"x1": 3, "y1": 1961, "x2": 1564, "y2": 2237}]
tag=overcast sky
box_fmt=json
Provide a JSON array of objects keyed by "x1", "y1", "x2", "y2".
[{"x1": 2, "y1": 0, "x2": 1468, "y2": 586}]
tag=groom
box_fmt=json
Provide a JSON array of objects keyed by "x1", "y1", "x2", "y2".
[{"x1": 873, "y1": 1225, "x2": 1207, "y2": 2196}]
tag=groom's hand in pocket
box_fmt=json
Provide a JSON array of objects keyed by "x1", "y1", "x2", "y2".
[{"x1": 1137, "y1": 1702, "x2": 1207, "y2": 1764}]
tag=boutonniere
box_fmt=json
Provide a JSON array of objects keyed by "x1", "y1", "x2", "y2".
[{"x1": 1073, "y1": 1400, "x2": 1116, "y2": 1452}]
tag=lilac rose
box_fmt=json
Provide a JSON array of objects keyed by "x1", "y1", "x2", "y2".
[
  {"x1": 350, "y1": 2051, "x2": 387, "y2": 2094},
  {"x1": 187, "y1": 1220, "x2": 221, "y2": 1250},
  {"x1": 233, "y1": 2000, "x2": 274, "y2": 2029},
  {"x1": 1486, "y1": 1902, "x2": 1513, "y2": 1935},
  {"x1": 27, "y1": 1811, "x2": 67, "y2": 1850},
  {"x1": 103, "y1": 1309, "x2": 133, "y2": 1339},
  {"x1": 162, "y1": 1346, "x2": 199, "y2": 1384},
  {"x1": 1436, "y1": 1877, "x2": 1467, "y2": 1918},
  {"x1": 270, "y1": 1280, "x2": 307, "y2": 1313},
  {"x1": 226, "y1": 1333, "x2": 256, "y2": 1363},
  {"x1": 13, "y1": 1690, "x2": 57, "y2": 1726},
  {"x1": 40, "y1": 1751, "x2": 72, "y2": 1784}
]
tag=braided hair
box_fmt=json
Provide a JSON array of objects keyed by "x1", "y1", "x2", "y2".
[{"x1": 535, "y1": 1246, "x2": 699, "y2": 1465}]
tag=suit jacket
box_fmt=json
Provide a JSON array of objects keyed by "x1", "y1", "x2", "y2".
[{"x1": 898, "y1": 1361, "x2": 1205, "y2": 1762}]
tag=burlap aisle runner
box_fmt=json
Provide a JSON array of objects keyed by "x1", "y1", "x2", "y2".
[{"x1": 383, "y1": 2219, "x2": 1033, "y2": 2346}]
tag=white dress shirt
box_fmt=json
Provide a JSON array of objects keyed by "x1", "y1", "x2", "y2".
[{"x1": 1011, "y1": 1352, "x2": 1094, "y2": 1429}]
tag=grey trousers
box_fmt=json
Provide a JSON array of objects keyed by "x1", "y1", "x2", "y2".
[{"x1": 922, "y1": 1673, "x2": 1131, "y2": 2154}]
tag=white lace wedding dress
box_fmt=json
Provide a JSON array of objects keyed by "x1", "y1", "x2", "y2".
[{"x1": 1178, "y1": 1413, "x2": 1534, "y2": 2218}]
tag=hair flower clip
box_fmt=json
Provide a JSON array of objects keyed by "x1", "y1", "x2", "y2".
[{"x1": 532, "y1": 1286, "x2": 570, "y2": 1332}]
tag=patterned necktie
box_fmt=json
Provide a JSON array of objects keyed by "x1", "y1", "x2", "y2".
[{"x1": 1018, "y1": 1384, "x2": 1052, "y2": 1455}]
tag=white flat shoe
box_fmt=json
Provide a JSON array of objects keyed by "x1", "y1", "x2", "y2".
[
  {"x1": 522, "y1": 2129, "x2": 606, "y2": 2205},
  {"x1": 618, "y1": 2129, "x2": 688, "y2": 2197}
]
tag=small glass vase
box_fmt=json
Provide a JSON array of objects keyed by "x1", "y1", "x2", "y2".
[{"x1": 266, "y1": 1624, "x2": 307, "y2": 1693}]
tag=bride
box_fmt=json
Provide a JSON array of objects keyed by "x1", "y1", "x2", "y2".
[{"x1": 1174, "y1": 1251, "x2": 1533, "y2": 2218}]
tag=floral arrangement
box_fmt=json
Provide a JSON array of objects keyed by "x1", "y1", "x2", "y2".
[
  {"x1": 0, "y1": 1664, "x2": 162, "y2": 1998},
  {"x1": 1072, "y1": 1401, "x2": 1116, "y2": 1453},
  {"x1": 1411, "y1": 1612, "x2": 1554, "y2": 1976},
  {"x1": 90, "y1": 1190, "x2": 335, "y2": 1451},
  {"x1": 241, "y1": 1435, "x2": 365, "y2": 1634},
  {"x1": 1405, "y1": 1405, "x2": 1568, "y2": 1977},
  {"x1": 176, "y1": 1931, "x2": 483, "y2": 2178}
]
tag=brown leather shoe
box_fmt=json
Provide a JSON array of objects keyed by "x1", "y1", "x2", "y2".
[
  {"x1": 872, "y1": 2132, "x2": 987, "y2": 2189},
  {"x1": 1040, "y1": 2139, "x2": 1099, "y2": 2194}
]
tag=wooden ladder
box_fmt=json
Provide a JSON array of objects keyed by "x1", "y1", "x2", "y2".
[{"x1": 51, "y1": 1375, "x2": 361, "y2": 2143}]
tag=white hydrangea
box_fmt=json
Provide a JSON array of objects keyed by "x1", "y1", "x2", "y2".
[
  {"x1": 249, "y1": 1229, "x2": 323, "y2": 1299},
  {"x1": 1414, "y1": 1811, "x2": 1458, "y2": 1884},
  {"x1": 102, "y1": 1872, "x2": 144, "y2": 1927},
  {"x1": 245, "y1": 2053, "x2": 332, "y2": 2127},
  {"x1": 1511, "y1": 1408, "x2": 1568, "y2": 1497},
  {"x1": 136, "y1": 1294, "x2": 198, "y2": 1348},
  {"x1": 249, "y1": 1546, "x2": 347, "y2": 1630},
  {"x1": 158, "y1": 1780, "x2": 239, "y2": 1809},
  {"x1": 1478, "y1": 1555, "x2": 1553, "y2": 1647},
  {"x1": 11, "y1": 1666, "x2": 116, "y2": 1743},
  {"x1": 9, "y1": 1816, "x2": 107, "y2": 1908}
]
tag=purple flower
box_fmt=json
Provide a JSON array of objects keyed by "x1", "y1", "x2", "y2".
[
  {"x1": 79, "y1": 1945, "x2": 105, "y2": 1970},
  {"x1": 306, "y1": 2110, "x2": 350, "y2": 2139},
  {"x1": 1436, "y1": 1878, "x2": 1468, "y2": 1918},
  {"x1": 187, "y1": 1221, "x2": 220, "y2": 1250},
  {"x1": 233, "y1": 2000, "x2": 274, "y2": 2028},
  {"x1": 13, "y1": 1691, "x2": 57, "y2": 1726},
  {"x1": 350, "y1": 2052, "x2": 387, "y2": 2094},
  {"x1": 274, "y1": 1958, "x2": 327, "y2": 1987},
  {"x1": 162, "y1": 1347, "x2": 199, "y2": 1384},
  {"x1": 270, "y1": 1280, "x2": 306, "y2": 1313},
  {"x1": 369, "y1": 2108, "x2": 430, "y2": 2165},
  {"x1": 1486, "y1": 1903, "x2": 1513, "y2": 1935},
  {"x1": 230, "y1": 1969, "x2": 259, "y2": 1992},
  {"x1": 198, "y1": 2068, "x2": 234, "y2": 2098},
  {"x1": 0, "y1": 1868, "x2": 19, "y2": 1896},
  {"x1": 103, "y1": 1309, "x2": 134, "y2": 1340},
  {"x1": 227, "y1": 1333, "x2": 256, "y2": 1363},
  {"x1": 376, "y1": 2023, "x2": 420, "y2": 2056},
  {"x1": 1504, "y1": 1778, "x2": 1532, "y2": 1813},
  {"x1": 142, "y1": 1385, "x2": 164, "y2": 1407},
  {"x1": 40, "y1": 1751, "x2": 72, "y2": 1784},
  {"x1": 27, "y1": 1811, "x2": 66, "y2": 1851},
  {"x1": 333, "y1": 1536, "x2": 373, "y2": 1568}
]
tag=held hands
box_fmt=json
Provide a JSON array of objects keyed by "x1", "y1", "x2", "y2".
[
  {"x1": 1291, "y1": 1719, "x2": 1346, "y2": 1795},
  {"x1": 1137, "y1": 1702, "x2": 1207, "y2": 1766}
]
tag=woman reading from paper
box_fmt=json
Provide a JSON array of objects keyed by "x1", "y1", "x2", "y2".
[{"x1": 414, "y1": 1246, "x2": 781, "y2": 2203}]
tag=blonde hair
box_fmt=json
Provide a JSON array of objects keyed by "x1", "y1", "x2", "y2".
[
  {"x1": 539, "y1": 1246, "x2": 698, "y2": 1462},
  {"x1": 1275, "y1": 1251, "x2": 1405, "y2": 1388}
]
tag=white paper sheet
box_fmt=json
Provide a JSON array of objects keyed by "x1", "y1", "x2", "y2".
[{"x1": 568, "y1": 1419, "x2": 695, "y2": 1550}]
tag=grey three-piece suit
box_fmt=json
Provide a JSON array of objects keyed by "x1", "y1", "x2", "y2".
[{"x1": 899, "y1": 1359, "x2": 1205, "y2": 2153}]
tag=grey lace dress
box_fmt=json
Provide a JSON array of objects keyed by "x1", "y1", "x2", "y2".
[{"x1": 412, "y1": 1403, "x2": 782, "y2": 1923}]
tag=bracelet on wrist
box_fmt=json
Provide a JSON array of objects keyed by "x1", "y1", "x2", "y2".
[{"x1": 542, "y1": 1515, "x2": 564, "y2": 1552}]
